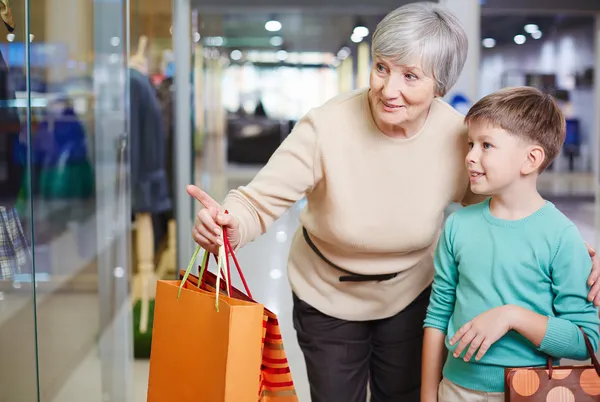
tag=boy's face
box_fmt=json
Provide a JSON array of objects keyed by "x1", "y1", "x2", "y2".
[{"x1": 465, "y1": 121, "x2": 531, "y2": 196}]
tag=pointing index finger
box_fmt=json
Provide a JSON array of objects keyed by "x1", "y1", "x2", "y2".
[{"x1": 186, "y1": 185, "x2": 221, "y2": 210}]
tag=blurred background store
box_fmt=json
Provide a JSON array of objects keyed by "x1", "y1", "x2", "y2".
[{"x1": 0, "y1": 0, "x2": 599, "y2": 401}]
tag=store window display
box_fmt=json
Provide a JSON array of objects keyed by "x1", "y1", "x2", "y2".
[
  {"x1": 0, "y1": 0, "x2": 29, "y2": 281},
  {"x1": 129, "y1": 37, "x2": 172, "y2": 337}
]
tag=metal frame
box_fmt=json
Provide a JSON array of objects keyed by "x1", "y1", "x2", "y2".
[{"x1": 173, "y1": 0, "x2": 195, "y2": 274}]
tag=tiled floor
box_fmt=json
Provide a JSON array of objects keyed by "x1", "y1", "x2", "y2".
[{"x1": 0, "y1": 166, "x2": 598, "y2": 402}]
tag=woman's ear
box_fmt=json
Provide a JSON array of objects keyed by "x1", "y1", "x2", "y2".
[{"x1": 522, "y1": 145, "x2": 546, "y2": 174}]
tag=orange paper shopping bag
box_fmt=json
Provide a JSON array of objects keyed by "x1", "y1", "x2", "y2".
[
  {"x1": 147, "y1": 243, "x2": 265, "y2": 402},
  {"x1": 182, "y1": 230, "x2": 299, "y2": 402}
]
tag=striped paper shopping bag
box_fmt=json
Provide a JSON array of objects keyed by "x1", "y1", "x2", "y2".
[{"x1": 181, "y1": 229, "x2": 298, "y2": 401}]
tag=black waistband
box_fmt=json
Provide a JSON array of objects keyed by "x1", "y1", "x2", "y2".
[{"x1": 302, "y1": 227, "x2": 398, "y2": 282}]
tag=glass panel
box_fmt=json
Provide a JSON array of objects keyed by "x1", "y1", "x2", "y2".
[
  {"x1": 0, "y1": 0, "x2": 40, "y2": 399},
  {"x1": 21, "y1": 0, "x2": 134, "y2": 400}
]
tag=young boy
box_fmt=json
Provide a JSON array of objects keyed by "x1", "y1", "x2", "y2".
[{"x1": 421, "y1": 86, "x2": 600, "y2": 402}]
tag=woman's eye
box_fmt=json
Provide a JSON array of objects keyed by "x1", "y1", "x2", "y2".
[
  {"x1": 376, "y1": 63, "x2": 386, "y2": 72},
  {"x1": 405, "y1": 73, "x2": 418, "y2": 80}
]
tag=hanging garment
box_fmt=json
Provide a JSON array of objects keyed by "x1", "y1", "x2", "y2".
[
  {"x1": 0, "y1": 207, "x2": 29, "y2": 280},
  {"x1": 129, "y1": 67, "x2": 172, "y2": 214},
  {"x1": 156, "y1": 76, "x2": 174, "y2": 202},
  {"x1": 0, "y1": 47, "x2": 23, "y2": 209}
]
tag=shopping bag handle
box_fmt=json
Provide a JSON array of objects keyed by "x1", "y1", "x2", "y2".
[
  {"x1": 223, "y1": 226, "x2": 253, "y2": 299},
  {"x1": 195, "y1": 226, "x2": 253, "y2": 299},
  {"x1": 177, "y1": 212, "x2": 253, "y2": 303},
  {"x1": 545, "y1": 327, "x2": 600, "y2": 379},
  {"x1": 178, "y1": 239, "x2": 230, "y2": 311}
]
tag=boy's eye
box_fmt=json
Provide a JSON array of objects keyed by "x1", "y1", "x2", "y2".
[
  {"x1": 483, "y1": 142, "x2": 492, "y2": 149},
  {"x1": 468, "y1": 142, "x2": 474, "y2": 149}
]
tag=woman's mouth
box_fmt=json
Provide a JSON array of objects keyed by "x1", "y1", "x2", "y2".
[{"x1": 382, "y1": 100, "x2": 403, "y2": 111}]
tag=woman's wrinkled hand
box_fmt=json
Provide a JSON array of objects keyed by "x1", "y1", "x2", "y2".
[
  {"x1": 187, "y1": 185, "x2": 240, "y2": 255},
  {"x1": 585, "y1": 243, "x2": 600, "y2": 307}
]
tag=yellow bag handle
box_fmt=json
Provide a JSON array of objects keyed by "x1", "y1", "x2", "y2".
[{"x1": 177, "y1": 232, "x2": 230, "y2": 311}]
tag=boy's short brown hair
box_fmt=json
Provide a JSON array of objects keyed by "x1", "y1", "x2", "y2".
[{"x1": 464, "y1": 86, "x2": 566, "y2": 171}]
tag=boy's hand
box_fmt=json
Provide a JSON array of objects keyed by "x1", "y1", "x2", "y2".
[{"x1": 449, "y1": 305, "x2": 514, "y2": 362}]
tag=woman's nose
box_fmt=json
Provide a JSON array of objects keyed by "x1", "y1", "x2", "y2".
[{"x1": 382, "y1": 76, "x2": 402, "y2": 99}]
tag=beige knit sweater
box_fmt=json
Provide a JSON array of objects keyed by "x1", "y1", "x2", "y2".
[{"x1": 223, "y1": 88, "x2": 476, "y2": 321}]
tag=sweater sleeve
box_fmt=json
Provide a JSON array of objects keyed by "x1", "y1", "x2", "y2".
[
  {"x1": 223, "y1": 111, "x2": 322, "y2": 248},
  {"x1": 538, "y1": 225, "x2": 600, "y2": 360},
  {"x1": 424, "y1": 214, "x2": 458, "y2": 333}
]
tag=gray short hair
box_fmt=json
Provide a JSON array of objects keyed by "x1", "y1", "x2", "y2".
[{"x1": 371, "y1": 2, "x2": 468, "y2": 96}]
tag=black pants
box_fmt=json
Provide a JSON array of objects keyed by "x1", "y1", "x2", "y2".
[{"x1": 292, "y1": 287, "x2": 431, "y2": 402}]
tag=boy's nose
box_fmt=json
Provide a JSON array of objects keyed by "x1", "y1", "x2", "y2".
[{"x1": 466, "y1": 150, "x2": 478, "y2": 165}]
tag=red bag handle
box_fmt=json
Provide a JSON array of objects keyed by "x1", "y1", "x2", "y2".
[
  {"x1": 196, "y1": 211, "x2": 253, "y2": 299},
  {"x1": 222, "y1": 226, "x2": 253, "y2": 299}
]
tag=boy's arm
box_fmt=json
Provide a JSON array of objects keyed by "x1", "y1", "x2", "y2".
[
  {"x1": 424, "y1": 214, "x2": 459, "y2": 332},
  {"x1": 512, "y1": 225, "x2": 600, "y2": 360},
  {"x1": 421, "y1": 328, "x2": 447, "y2": 402},
  {"x1": 422, "y1": 214, "x2": 459, "y2": 399}
]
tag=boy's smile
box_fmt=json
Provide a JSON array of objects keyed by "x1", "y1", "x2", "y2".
[{"x1": 468, "y1": 170, "x2": 485, "y2": 183}]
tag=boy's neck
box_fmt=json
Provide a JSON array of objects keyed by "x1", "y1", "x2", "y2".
[{"x1": 489, "y1": 180, "x2": 546, "y2": 221}]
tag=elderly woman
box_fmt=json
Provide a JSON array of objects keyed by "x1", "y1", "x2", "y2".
[{"x1": 187, "y1": 3, "x2": 600, "y2": 401}]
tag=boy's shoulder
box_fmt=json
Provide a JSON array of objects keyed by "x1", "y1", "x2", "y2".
[
  {"x1": 445, "y1": 199, "x2": 576, "y2": 236},
  {"x1": 540, "y1": 205, "x2": 586, "y2": 257},
  {"x1": 446, "y1": 198, "x2": 489, "y2": 224},
  {"x1": 530, "y1": 202, "x2": 579, "y2": 239},
  {"x1": 541, "y1": 202, "x2": 576, "y2": 226},
  {"x1": 441, "y1": 200, "x2": 489, "y2": 241}
]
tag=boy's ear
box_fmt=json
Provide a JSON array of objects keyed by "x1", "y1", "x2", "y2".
[{"x1": 522, "y1": 145, "x2": 545, "y2": 174}]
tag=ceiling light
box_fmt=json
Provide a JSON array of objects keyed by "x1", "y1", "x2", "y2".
[
  {"x1": 531, "y1": 30, "x2": 542, "y2": 40},
  {"x1": 351, "y1": 33, "x2": 363, "y2": 43},
  {"x1": 6, "y1": 33, "x2": 14, "y2": 42},
  {"x1": 29, "y1": 34, "x2": 34, "y2": 42},
  {"x1": 524, "y1": 24, "x2": 539, "y2": 34},
  {"x1": 353, "y1": 26, "x2": 369, "y2": 37},
  {"x1": 270, "y1": 36, "x2": 283, "y2": 46},
  {"x1": 514, "y1": 34, "x2": 526, "y2": 45},
  {"x1": 205, "y1": 36, "x2": 224, "y2": 46},
  {"x1": 230, "y1": 50, "x2": 242, "y2": 60},
  {"x1": 482, "y1": 38, "x2": 496, "y2": 48},
  {"x1": 265, "y1": 20, "x2": 282, "y2": 32},
  {"x1": 276, "y1": 50, "x2": 288, "y2": 61},
  {"x1": 193, "y1": 32, "x2": 201, "y2": 43},
  {"x1": 337, "y1": 47, "x2": 351, "y2": 60}
]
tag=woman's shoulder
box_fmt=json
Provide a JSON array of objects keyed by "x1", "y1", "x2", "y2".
[
  {"x1": 309, "y1": 88, "x2": 368, "y2": 120},
  {"x1": 429, "y1": 97, "x2": 468, "y2": 134},
  {"x1": 322, "y1": 87, "x2": 368, "y2": 107}
]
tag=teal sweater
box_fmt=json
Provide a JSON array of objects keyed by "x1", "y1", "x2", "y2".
[{"x1": 424, "y1": 199, "x2": 600, "y2": 392}]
